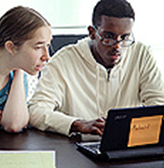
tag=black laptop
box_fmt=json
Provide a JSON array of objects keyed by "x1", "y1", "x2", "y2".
[{"x1": 76, "y1": 105, "x2": 164, "y2": 160}]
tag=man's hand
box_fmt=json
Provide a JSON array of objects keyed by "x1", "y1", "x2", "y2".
[{"x1": 70, "y1": 118, "x2": 106, "y2": 136}]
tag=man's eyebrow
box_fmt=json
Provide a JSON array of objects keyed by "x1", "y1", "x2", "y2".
[
  {"x1": 103, "y1": 31, "x2": 115, "y2": 36},
  {"x1": 103, "y1": 31, "x2": 131, "y2": 36}
]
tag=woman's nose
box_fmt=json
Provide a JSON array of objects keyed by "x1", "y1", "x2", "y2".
[{"x1": 41, "y1": 47, "x2": 50, "y2": 61}]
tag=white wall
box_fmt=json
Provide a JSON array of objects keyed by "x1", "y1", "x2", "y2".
[
  {"x1": 128, "y1": 0, "x2": 164, "y2": 75},
  {"x1": 0, "y1": 0, "x2": 164, "y2": 74},
  {"x1": 0, "y1": 0, "x2": 98, "y2": 34}
]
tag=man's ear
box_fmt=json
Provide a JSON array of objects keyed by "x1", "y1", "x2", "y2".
[
  {"x1": 88, "y1": 26, "x2": 96, "y2": 40},
  {"x1": 5, "y1": 41, "x2": 17, "y2": 56}
]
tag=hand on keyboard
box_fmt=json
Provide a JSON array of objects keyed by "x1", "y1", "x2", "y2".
[{"x1": 70, "y1": 117, "x2": 106, "y2": 136}]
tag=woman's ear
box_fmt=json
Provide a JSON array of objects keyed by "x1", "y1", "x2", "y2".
[
  {"x1": 5, "y1": 41, "x2": 17, "y2": 56},
  {"x1": 88, "y1": 26, "x2": 96, "y2": 40}
]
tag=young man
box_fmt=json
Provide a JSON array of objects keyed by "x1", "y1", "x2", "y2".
[{"x1": 29, "y1": 0, "x2": 164, "y2": 136}]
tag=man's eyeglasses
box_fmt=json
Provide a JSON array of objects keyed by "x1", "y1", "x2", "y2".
[{"x1": 93, "y1": 26, "x2": 135, "y2": 47}]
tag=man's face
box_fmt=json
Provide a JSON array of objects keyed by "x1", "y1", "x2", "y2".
[{"x1": 90, "y1": 16, "x2": 134, "y2": 68}]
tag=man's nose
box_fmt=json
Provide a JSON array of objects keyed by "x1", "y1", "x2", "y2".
[{"x1": 112, "y1": 40, "x2": 121, "y2": 49}]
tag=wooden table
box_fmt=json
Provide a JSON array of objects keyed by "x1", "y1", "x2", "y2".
[{"x1": 0, "y1": 128, "x2": 163, "y2": 168}]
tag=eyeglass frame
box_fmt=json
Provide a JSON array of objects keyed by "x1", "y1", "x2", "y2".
[{"x1": 93, "y1": 26, "x2": 135, "y2": 47}]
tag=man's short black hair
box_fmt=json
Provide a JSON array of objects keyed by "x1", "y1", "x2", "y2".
[{"x1": 92, "y1": 0, "x2": 135, "y2": 27}]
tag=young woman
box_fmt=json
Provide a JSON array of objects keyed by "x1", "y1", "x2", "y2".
[{"x1": 0, "y1": 6, "x2": 52, "y2": 132}]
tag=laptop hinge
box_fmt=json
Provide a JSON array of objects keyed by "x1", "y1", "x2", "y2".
[{"x1": 105, "y1": 147, "x2": 164, "y2": 160}]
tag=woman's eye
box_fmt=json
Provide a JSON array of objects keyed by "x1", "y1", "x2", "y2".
[
  {"x1": 47, "y1": 44, "x2": 51, "y2": 49},
  {"x1": 35, "y1": 46, "x2": 42, "y2": 50}
]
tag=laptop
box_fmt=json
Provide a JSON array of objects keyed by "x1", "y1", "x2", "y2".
[{"x1": 76, "y1": 105, "x2": 164, "y2": 160}]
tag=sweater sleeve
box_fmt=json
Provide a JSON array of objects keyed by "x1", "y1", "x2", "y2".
[
  {"x1": 139, "y1": 45, "x2": 164, "y2": 105},
  {"x1": 28, "y1": 60, "x2": 80, "y2": 136}
]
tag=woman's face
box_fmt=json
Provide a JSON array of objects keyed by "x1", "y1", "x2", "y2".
[{"x1": 15, "y1": 26, "x2": 52, "y2": 75}]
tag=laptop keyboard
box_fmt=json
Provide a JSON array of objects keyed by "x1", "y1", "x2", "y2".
[
  {"x1": 81, "y1": 142, "x2": 101, "y2": 154},
  {"x1": 86, "y1": 143, "x2": 100, "y2": 150}
]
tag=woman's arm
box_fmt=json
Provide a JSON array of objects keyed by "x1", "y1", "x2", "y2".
[{"x1": 1, "y1": 69, "x2": 29, "y2": 132}]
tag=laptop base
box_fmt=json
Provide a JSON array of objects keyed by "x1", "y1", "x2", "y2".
[
  {"x1": 76, "y1": 142, "x2": 164, "y2": 161},
  {"x1": 105, "y1": 147, "x2": 164, "y2": 160}
]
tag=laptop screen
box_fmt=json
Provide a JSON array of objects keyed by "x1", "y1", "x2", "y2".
[{"x1": 100, "y1": 105, "x2": 164, "y2": 152}]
